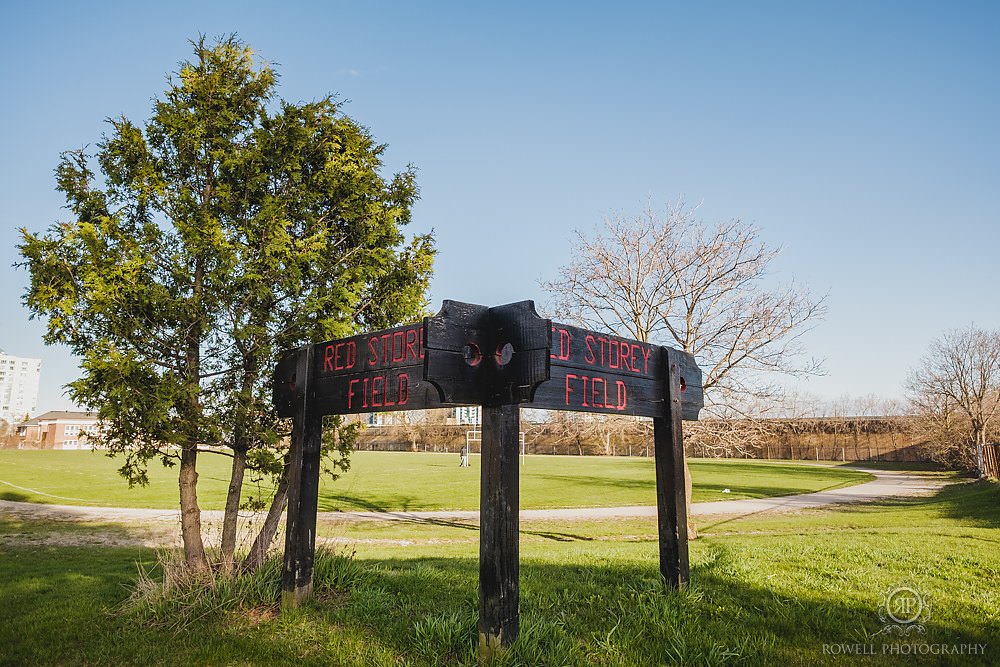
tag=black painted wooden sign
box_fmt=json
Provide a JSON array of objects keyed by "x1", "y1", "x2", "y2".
[
  {"x1": 541, "y1": 322, "x2": 703, "y2": 420},
  {"x1": 274, "y1": 299, "x2": 703, "y2": 419},
  {"x1": 273, "y1": 299, "x2": 703, "y2": 655}
]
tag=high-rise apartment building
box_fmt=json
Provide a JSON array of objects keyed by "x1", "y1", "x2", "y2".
[{"x1": 0, "y1": 350, "x2": 41, "y2": 424}]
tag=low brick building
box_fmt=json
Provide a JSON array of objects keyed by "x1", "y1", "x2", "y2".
[{"x1": 17, "y1": 411, "x2": 102, "y2": 449}]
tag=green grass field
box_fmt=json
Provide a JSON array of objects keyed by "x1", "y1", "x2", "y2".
[
  {"x1": 0, "y1": 478, "x2": 996, "y2": 665},
  {"x1": 0, "y1": 450, "x2": 874, "y2": 510}
]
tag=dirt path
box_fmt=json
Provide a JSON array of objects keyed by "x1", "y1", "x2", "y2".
[{"x1": 0, "y1": 468, "x2": 948, "y2": 526}]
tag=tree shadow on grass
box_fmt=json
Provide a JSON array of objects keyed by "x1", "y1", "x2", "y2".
[
  {"x1": 808, "y1": 479, "x2": 1000, "y2": 531},
  {"x1": 318, "y1": 493, "x2": 423, "y2": 512},
  {"x1": 695, "y1": 480, "x2": 853, "y2": 499},
  {"x1": 698, "y1": 479, "x2": 1000, "y2": 536},
  {"x1": 530, "y1": 473, "x2": 652, "y2": 491},
  {"x1": 833, "y1": 461, "x2": 946, "y2": 472},
  {"x1": 926, "y1": 479, "x2": 1000, "y2": 529},
  {"x1": 326, "y1": 552, "x2": 996, "y2": 666},
  {"x1": 1, "y1": 518, "x2": 995, "y2": 666},
  {"x1": 324, "y1": 513, "x2": 596, "y2": 542}
]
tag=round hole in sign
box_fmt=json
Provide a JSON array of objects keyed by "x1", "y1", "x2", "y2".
[
  {"x1": 495, "y1": 342, "x2": 514, "y2": 366},
  {"x1": 463, "y1": 343, "x2": 483, "y2": 367},
  {"x1": 679, "y1": 377, "x2": 687, "y2": 392}
]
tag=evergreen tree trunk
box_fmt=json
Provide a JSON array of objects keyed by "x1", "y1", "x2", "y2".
[
  {"x1": 241, "y1": 465, "x2": 290, "y2": 573},
  {"x1": 220, "y1": 445, "x2": 247, "y2": 573},
  {"x1": 180, "y1": 259, "x2": 210, "y2": 571},
  {"x1": 179, "y1": 443, "x2": 210, "y2": 570}
]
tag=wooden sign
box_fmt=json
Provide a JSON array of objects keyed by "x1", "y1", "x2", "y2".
[
  {"x1": 274, "y1": 302, "x2": 705, "y2": 419},
  {"x1": 274, "y1": 298, "x2": 703, "y2": 656},
  {"x1": 424, "y1": 300, "x2": 552, "y2": 406},
  {"x1": 537, "y1": 323, "x2": 704, "y2": 420},
  {"x1": 274, "y1": 322, "x2": 445, "y2": 416}
]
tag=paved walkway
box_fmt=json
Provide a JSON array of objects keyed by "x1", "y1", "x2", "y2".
[{"x1": 0, "y1": 468, "x2": 947, "y2": 525}]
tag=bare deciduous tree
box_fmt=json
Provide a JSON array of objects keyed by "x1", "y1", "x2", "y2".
[
  {"x1": 906, "y1": 326, "x2": 1000, "y2": 475},
  {"x1": 541, "y1": 201, "x2": 827, "y2": 414}
]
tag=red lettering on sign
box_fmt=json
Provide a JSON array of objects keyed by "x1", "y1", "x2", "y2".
[
  {"x1": 619, "y1": 343, "x2": 633, "y2": 372},
  {"x1": 405, "y1": 329, "x2": 418, "y2": 361},
  {"x1": 551, "y1": 327, "x2": 572, "y2": 360},
  {"x1": 391, "y1": 331, "x2": 405, "y2": 363},
  {"x1": 398, "y1": 373, "x2": 409, "y2": 405},
  {"x1": 563, "y1": 373, "x2": 628, "y2": 412},
  {"x1": 578, "y1": 333, "x2": 653, "y2": 376},
  {"x1": 368, "y1": 337, "x2": 378, "y2": 367},
  {"x1": 565, "y1": 373, "x2": 578, "y2": 405},
  {"x1": 384, "y1": 374, "x2": 397, "y2": 406},
  {"x1": 592, "y1": 376, "x2": 605, "y2": 407},
  {"x1": 347, "y1": 378, "x2": 360, "y2": 408},
  {"x1": 351, "y1": 372, "x2": 411, "y2": 410},
  {"x1": 380, "y1": 333, "x2": 392, "y2": 363},
  {"x1": 322, "y1": 341, "x2": 358, "y2": 372},
  {"x1": 610, "y1": 341, "x2": 620, "y2": 370}
]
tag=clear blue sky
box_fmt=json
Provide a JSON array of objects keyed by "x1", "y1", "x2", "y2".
[{"x1": 1, "y1": 1, "x2": 997, "y2": 413}]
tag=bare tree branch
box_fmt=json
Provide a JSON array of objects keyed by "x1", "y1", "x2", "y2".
[{"x1": 541, "y1": 200, "x2": 827, "y2": 429}]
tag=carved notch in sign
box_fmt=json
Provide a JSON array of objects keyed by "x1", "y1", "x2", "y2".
[{"x1": 423, "y1": 300, "x2": 551, "y2": 406}]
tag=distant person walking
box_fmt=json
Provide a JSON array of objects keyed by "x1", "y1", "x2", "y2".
[{"x1": 460, "y1": 445, "x2": 470, "y2": 467}]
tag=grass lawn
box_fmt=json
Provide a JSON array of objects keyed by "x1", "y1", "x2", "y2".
[
  {"x1": 0, "y1": 479, "x2": 997, "y2": 665},
  {"x1": 0, "y1": 450, "x2": 874, "y2": 511}
]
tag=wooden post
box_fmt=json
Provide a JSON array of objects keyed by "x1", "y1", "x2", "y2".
[
  {"x1": 479, "y1": 404, "x2": 520, "y2": 656},
  {"x1": 282, "y1": 346, "x2": 323, "y2": 610},
  {"x1": 654, "y1": 348, "x2": 690, "y2": 588}
]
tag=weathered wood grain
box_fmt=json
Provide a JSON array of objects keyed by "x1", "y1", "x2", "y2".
[
  {"x1": 310, "y1": 363, "x2": 447, "y2": 415},
  {"x1": 281, "y1": 346, "x2": 323, "y2": 609},
  {"x1": 425, "y1": 300, "x2": 551, "y2": 406},
  {"x1": 479, "y1": 404, "x2": 521, "y2": 653},
  {"x1": 547, "y1": 322, "x2": 704, "y2": 420},
  {"x1": 654, "y1": 347, "x2": 691, "y2": 589},
  {"x1": 531, "y1": 365, "x2": 665, "y2": 417}
]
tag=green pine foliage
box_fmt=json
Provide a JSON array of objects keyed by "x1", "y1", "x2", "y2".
[{"x1": 17, "y1": 35, "x2": 434, "y2": 566}]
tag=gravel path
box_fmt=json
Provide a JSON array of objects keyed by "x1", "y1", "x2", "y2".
[{"x1": 0, "y1": 468, "x2": 947, "y2": 525}]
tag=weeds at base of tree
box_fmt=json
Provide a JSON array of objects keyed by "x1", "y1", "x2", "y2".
[{"x1": 118, "y1": 546, "x2": 367, "y2": 631}]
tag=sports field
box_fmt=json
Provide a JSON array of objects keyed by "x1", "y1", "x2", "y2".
[
  {"x1": 0, "y1": 474, "x2": 995, "y2": 665},
  {"x1": 0, "y1": 450, "x2": 873, "y2": 510}
]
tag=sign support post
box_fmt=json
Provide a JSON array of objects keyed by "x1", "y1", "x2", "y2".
[
  {"x1": 478, "y1": 404, "x2": 521, "y2": 655},
  {"x1": 281, "y1": 345, "x2": 323, "y2": 609},
  {"x1": 654, "y1": 348, "x2": 691, "y2": 588}
]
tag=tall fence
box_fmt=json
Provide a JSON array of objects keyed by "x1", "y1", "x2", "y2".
[
  {"x1": 984, "y1": 444, "x2": 1000, "y2": 479},
  {"x1": 355, "y1": 422, "x2": 936, "y2": 462},
  {"x1": 684, "y1": 441, "x2": 933, "y2": 463}
]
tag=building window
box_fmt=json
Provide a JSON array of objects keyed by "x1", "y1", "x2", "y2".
[{"x1": 453, "y1": 406, "x2": 481, "y2": 425}]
